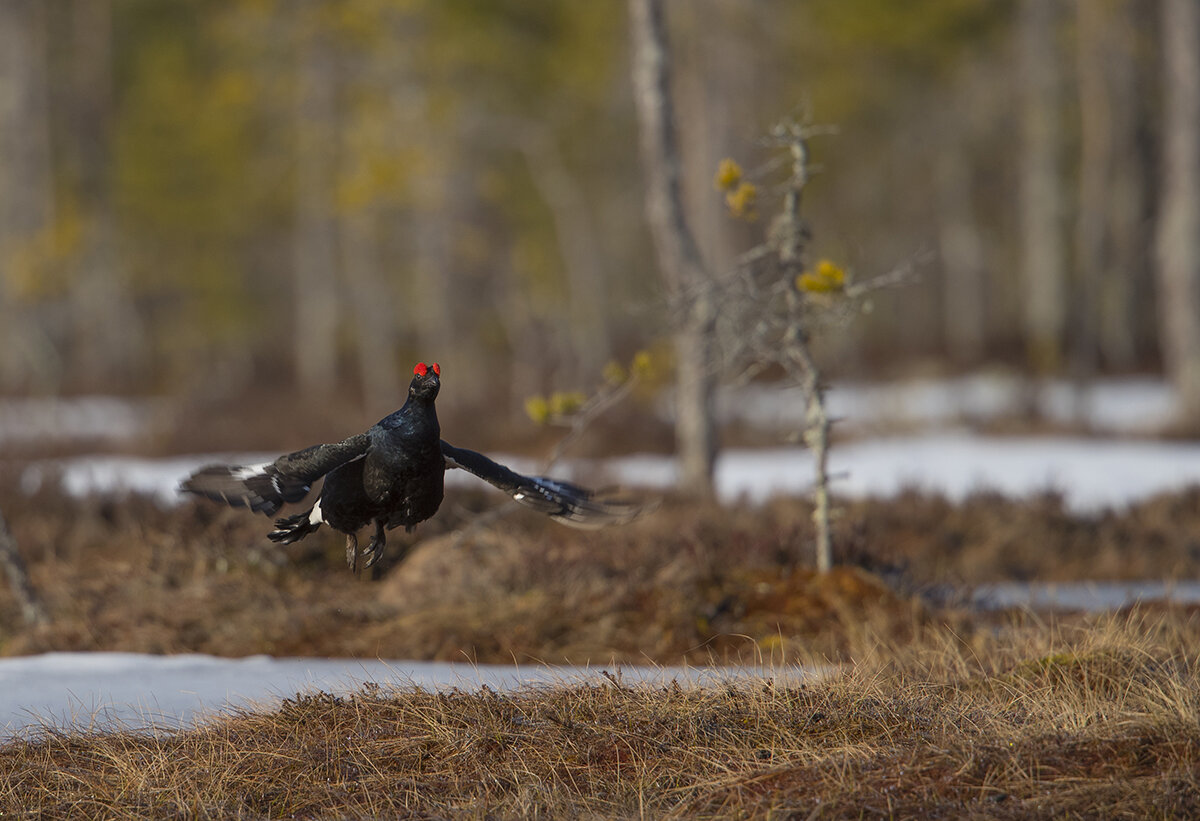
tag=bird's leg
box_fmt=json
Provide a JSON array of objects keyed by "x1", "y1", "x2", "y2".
[
  {"x1": 345, "y1": 531, "x2": 359, "y2": 572},
  {"x1": 363, "y1": 519, "x2": 387, "y2": 569}
]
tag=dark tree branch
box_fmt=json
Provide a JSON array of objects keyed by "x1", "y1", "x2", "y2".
[{"x1": 0, "y1": 509, "x2": 47, "y2": 626}]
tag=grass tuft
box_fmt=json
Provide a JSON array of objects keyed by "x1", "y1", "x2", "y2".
[{"x1": 3, "y1": 612, "x2": 1200, "y2": 817}]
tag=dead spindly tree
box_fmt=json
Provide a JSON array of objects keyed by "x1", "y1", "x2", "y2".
[
  {"x1": 0, "y1": 508, "x2": 46, "y2": 626},
  {"x1": 628, "y1": 0, "x2": 718, "y2": 497},
  {"x1": 712, "y1": 120, "x2": 917, "y2": 572},
  {"x1": 1157, "y1": 0, "x2": 1200, "y2": 422}
]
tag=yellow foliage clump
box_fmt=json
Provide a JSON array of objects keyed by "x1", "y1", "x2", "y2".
[
  {"x1": 524, "y1": 395, "x2": 551, "y2": 425},
  {"x1": 529, "y1": 349, "x2": 664, "y2": 427},
  {"x1": 9, "y1": 204, "x2": 83, "y2": 301},
  {"x1": 714, "y1": 158, "x2": 756, "y2": 220},
  {"x1": 796, "y1": 259, "x2": 846, "y2": 294},
  {"x1": 713, "y1": 157, "x2": 743, "y2": 191},
  {"x1": 604, "y1": 350, "x2": 655, "y2": 387},
  {"x1": 548, "y1": 391, "x2": 587, "y2": 417},
  {"x1": 630, "y1": 349, "x2": 654, "y2": 380},
  {"x1": 525, "y1": 391, "x2": 588, "y2": 424},
  {"x1": 602, "y1": 359, "x2": 627, "y2": 386},
  {"x1": 724, "y1": 182, "x2": 758, "y2": 221}
]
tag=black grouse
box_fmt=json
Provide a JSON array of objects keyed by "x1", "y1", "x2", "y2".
[{"x1": 181, "y1": 362, "x2": 643, "y2": 571}]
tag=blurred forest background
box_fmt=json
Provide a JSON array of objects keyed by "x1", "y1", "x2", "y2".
[{"x1": 0, "y1": 0, "x2": 1195, "y2": 443}]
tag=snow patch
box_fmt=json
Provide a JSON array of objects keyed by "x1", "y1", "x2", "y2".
[
  {"x1": 22, "y1": 430, "x2": 1200, "y2": 515},
  {"x1": 0, "y1": 653, "x2": 817, "y2": 737},
  {"x1": 0, "y1": 396, "x2": 168, "y2": 444},
  {"x1": 721, "y1": 375, "x2": 1177, "y2": 435}
]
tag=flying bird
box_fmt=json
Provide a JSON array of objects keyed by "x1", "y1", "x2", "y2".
[{"x1": 181, "y1": 362, "x2": 645, "y2": 571}]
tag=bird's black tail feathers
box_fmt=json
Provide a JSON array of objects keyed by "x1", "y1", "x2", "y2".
[{"x1": 268, "y1": 508, "x2": 322, "y2": 544}]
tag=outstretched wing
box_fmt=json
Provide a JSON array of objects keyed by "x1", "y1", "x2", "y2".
[
  {"x1": 441, "y1": 441, "x2": 646, "y2": 528},
  {"x1": 181, "y1": 433, "x2": 372, "y2": 516}
]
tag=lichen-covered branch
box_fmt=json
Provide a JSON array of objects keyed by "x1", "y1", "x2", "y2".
[
  {"x1": 628, "y1": 0, "x2": 717, "y2": 496},
  {"x1": 0, "y1": 509, "x2": 47, "y2": 626},
  {"x1": 713, "y1": 117, "x2": 915, "y2": 573}
]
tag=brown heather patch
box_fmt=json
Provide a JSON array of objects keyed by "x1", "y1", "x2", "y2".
[
  {"x1": 2, "y1": 479, "x2": 1200, "y2": 663},
  {"x1": 837, "y1": 486, "x2": 1200, "y2": 584},
  {"x1": 0, "y1": 484, "x2": 936, "y2": 664},
  {"x1": 2, "y1": 612, "x2": 1199, "y2": 818},
  {"x1": 3, "y1": 478, "x2": 1200, "y2": 815}
]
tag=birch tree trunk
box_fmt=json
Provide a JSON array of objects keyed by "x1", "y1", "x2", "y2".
[
  {"x1": 1098, "y1": 0, "x2": 1146, "y2": 371},
  {"x1": 1072, "y1": 0, "x2": 1109, "y2": 384},
  {"x1": 937, "y1": 136, "x2": 987, "y2": 363},
  {"x1": 1018, "y1": 0, "x2": 1067, "y2": 375},
  {"x1": 0, "y1": 0, "x2": 58, "y2": 389},
  {"x1": 629, "y1": 0, "x2": 716, "y2": 496},
  {"x1": 341, "y1": 207, "x2": 401, "y2": 414},
  {"x1": 68, "y1": 0, "x2": 146, "y2": 390},
  {"x1": 0, "y1": 509, "x2": 46, "y2": 626},
  {"x1": 293, "y1": 14, "x2": 341, "y2": 393},
  {"x1": 1156, "y1": 0, "x2": 1200, "y2": 417},
  {"x1": 1073, "y1": 0, "x2": 1147, "y2": 375},
  {"x1": 518, "y1": 126, "x2": 612, "y2": 377}
]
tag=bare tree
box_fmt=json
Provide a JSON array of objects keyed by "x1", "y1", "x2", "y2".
[
  {"x1": 0, "y1": 0, "x2": 59, "y2": 390},
  {"x1": 1076, "y1": 0, "x2": 1147, "y2": 373},
  {"x1": 0, "y1": 509, "x2": 47, "y2": 626},
  {"x1": 1097, "y1": 0, "x2": 1149, "y2": 371},
  {"x1": 67, "y1": 0, "x2": 146, "y2": 390},
  {"x1": 516, "y1": 125, "x2": 613, "y2": 377},
  {"x1": 293, "y1": 9, "x2": 341, "y2": 394},
  {"x1": 628, "y1": 0, "x2": 717, "y2": 496},
  {"x1": 713, "y1": 122, "x2": 916, "y2": 573},
  {"x1": 936, "y1": 66, "x2": 989, "y2": 364},
  {"x1": 1018, "y1": 0, "x2": 1067, "y2": 375},
  {"x1": 1074, "y1": 0, "x2": 1147, "y2": 381},
  {"x1": 341, "y1": 205, "x2": 402, "y2": 414},
  {"x1": 1157, "y1": 0, "x2": 1200, "y2": 418}
]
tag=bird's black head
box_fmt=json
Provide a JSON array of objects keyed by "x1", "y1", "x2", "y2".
[{"x1": 408, "y1": 361, "x2": 441, "y2": 402}]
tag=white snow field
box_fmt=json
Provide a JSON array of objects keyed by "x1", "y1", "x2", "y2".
[
  {"x1": 722, "y1": 374, "x2": 1176, "y2": 435},
  {"x1": 0, "y1": 653, "x2": 812, "y2": 739},
  {"x1": 2, "y1": 375, "x2": 1197, "y2": 738},
  {"x1": 24, "y1": 431, "x2": 1200, "y2": 514}
]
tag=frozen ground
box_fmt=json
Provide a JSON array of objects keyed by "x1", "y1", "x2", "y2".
[
  {"x1": 22, "y1": 431, "x2": 1200, "y2": 514},
  {"x1": 0, "y1": 653, "x2": 810, "y2": 739},
  {"x1": 9, "y1": 429, "x2": 1200, "y2": 736},
  {"x1": 11, "y1": 374, "x2": 1192, "y2": 513},
  {"x1": 0, "y1": 396, "x2": 169, "y2": 445},
  {"x1": 721, "y1": 374, "x2": 1176, "y2": 435},
  {"x1": 971, "y1": 580, "x2": 1200, "y2": 611},
  {"x1": 0, "y1": 375, "x2": 1176, "y2": 446},
  {"x1": 3, "y1": 376, "x2": 1196, "y2": 739}
]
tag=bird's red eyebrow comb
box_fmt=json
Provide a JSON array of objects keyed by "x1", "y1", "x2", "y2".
[
  {"x1": 431, "y1": 363, "x2": 440, "y2": 376},
  {"x1": 414, "y1": 363, "x2": 428, "y2": 377}
]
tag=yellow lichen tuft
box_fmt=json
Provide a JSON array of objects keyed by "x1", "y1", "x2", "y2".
[
  {"x1": 549, "y1": 391, "x2": 587, "y2": 418},
  {"x1": 714, "y1": 157, "x2": 743, "y2": 192},
  {"x1": 797, "y1": 258, "x2": 846, "y2": 294},
  {"x1": 724, "y1": 181, "x2": 758, "y2": 220},
  {"x1": 602, "y1": 360, "x2": 628, "y2": 386},
  {"x1": 630, "y1": 350, "x2": 654, "y2": 380},
  {"x1": 524, "y1": 395, "x2": 551, "y2": 425},
  {"x1": 816, "y1": 259, "x2": 845, "y2": 286}
]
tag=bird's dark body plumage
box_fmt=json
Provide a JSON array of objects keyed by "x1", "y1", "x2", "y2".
[{"x1": 181, "y1": 363, "x2": 644, "y2": 570}]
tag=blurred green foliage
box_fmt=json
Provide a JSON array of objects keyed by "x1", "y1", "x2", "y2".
[{"x1": 3, "y1": 0, "x2": 1140, "y2": 404}]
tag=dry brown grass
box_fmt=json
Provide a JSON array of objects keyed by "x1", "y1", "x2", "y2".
[
  {"x1": 839, "y1": 487, "x2": 1200, "y2": 584},
  {"x1": 2, "y1": 610, "x2": 1199, "y2": 818},
  {"x1": 2, "y1": 480, "x2": 1200, "y2": 665},
  {"x1": 0, "y1": 483, "x2": 938, "y2": 664},
  {"x1": 3, "y1": 477, "x2": 1200, "y2": 815}
]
